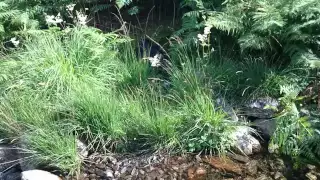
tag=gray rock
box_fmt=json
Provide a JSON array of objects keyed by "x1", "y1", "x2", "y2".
[
  {"x1": 0, "y1": 144, "x2": 24, "y2": 180},
  {"x1": 0, "y1": 145, "x2": 19, "y2": 171},
  {"x1": 76, "y1": 139, "x2": 88, "y2": 159},
  {"x1": 21, "y1": 170, "x2": 61, "y2": 180},
  {"x1": 95, "y1": 168, "x2": 105, "y2": 177},
  {"x1": 105, "y1": 169, "x2": 114, "y2": 178},
  {"x1": 252, "y1": 118, "x2": 276, "y2": 138},
  {"x1": 231, "y1": 126, "x2": 261, "y2": 155},
  {"x1": 242, "y1": 97, "x2": 280, "y2": 119}
]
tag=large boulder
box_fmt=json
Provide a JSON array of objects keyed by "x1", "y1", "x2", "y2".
[
  {"x1": 252, "y1": 118, "x2": 277, "y2": 138},
  {"x1": 0, "y1": 144, "x2": 22, "y2": 180},
  {"x1": 21, "y1": 170, "x2": 61, "y2": 180},
  {"x1": 230, "y1": 126, "x2": 261, "y2": 155}
]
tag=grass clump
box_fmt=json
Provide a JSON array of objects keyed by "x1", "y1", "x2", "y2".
[{"x1": 2, "y1": 23, "x2": 312, "y2": 174}]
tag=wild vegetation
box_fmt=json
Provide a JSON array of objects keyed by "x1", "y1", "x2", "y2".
[{"x1": 0, "y1": 0, "x2": 319, "y2": 176}]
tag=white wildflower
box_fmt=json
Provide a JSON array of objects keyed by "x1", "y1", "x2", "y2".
[
  {"x1": 45, "y1": 13, "x2": 64, "y2": 26},
  {"x1": 76, "y1": 11, "x2": 88, "y2": 26},
  {"x1": 45, "y1": 14, "x2": 56, "y2": 25},
  {"x1": 211, "y1": 47, "x2": 215, "y2": 52},
  {"x1": 55, "y1": 13, "x2": 63, "y2": 24},
  {"x1": 10, "y1": 37, "x2": 19, "y2": 47},
  {"x1": 197, "y1": 34, "x2": 207, "y2": 43},
  {"x1": 66, "y1": 4, "x2": 76, "y2": 11},
  {"x1": 204, "y1": 26, "x2": 211, "y2": 35},
  {"x1": 148, "y1": 53, "x2": 162, "y2": 67}
]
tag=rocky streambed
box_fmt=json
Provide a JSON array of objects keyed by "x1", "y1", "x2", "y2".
[{"x1": 64, "y1": 151, "x2": 319, "y2": 180}]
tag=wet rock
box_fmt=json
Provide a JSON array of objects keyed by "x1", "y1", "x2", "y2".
[
  {"x1": 306, "y1": 172, "x2": 317, "y2": 180},
  {"x1": 231, "y1": 126, "x2": 261, "y2": 155},
  {"x1": 242, "y1": 97, "x2": 280, "y2": 119},
  {"x1": 76, "y1": 139, "x2": 88, "y2": 159},
  {"x1": 21, "y1": 170, "x2": 61, "y2": 180},
  {"x1": 252, "y1": 118, "x2": 276, "y2": 138},
  {"x1": 246, "y1": 160, "x2": 258, "y2": 175},
  {"x1": 206, "y1": 157, "x2": 242, "y2": 175}
]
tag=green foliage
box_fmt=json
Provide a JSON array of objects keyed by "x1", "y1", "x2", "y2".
[
  {"x1": 179, "y1": 0, "x2": 320, "y2": 68},
  {"x1": 0, "y1": 26, "x2": 243, "y2": 172},
  {"x1": 0, "y1": 26, "x2": 130, "y2": 171}
]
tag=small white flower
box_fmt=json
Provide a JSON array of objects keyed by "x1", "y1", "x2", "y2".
[
  {"x1": 45, "y1": 13, "x2": 64, "y2": 26},
  {"x1": 10, "y1": 37, "x2": 19, "y2": 47},
  {"x1": 211, "y1": 47, "x2": 215, "y2": 52},
  {"x1": 197, "y1": 34, "x2": 207, "y2": 43},
  {"x1": 148, "y1": 53, "x2": 162, "y2": 67},
  {"x1": 55, "y1": 13, "x2": 63, "y2": 24},
  {"x1": 45, "y1": 15, "x2": 56, "y2": 25},
  {"x1": 66, "y1": 4, "x2": 76, "y2": 11},
  {"x1": 204, "y1": 26, "x2": 211, "y2": 35},
  {"x1": 76, "y1": 11, "x2": 88, "y2": 26}
]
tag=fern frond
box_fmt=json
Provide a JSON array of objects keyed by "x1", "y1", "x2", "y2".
[
  {"x1": 252, "y1": 1, "x2": 286, "y2": 33},
  {"x1": 205, "y1": 12, "x2": 243, "y2": 35},
  {"x1": 0, "y1": 10, "x2": 20, "y2": 19},
  {"x1": 238, "y1": 33, "x2": 270, "y2": 51}
]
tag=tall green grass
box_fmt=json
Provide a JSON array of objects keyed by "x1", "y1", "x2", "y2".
[{"x1": 0, "y1": 25, "x2": 298, "y2": 174}]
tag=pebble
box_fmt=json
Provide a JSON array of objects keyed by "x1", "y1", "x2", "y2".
[
  {"x1": 95, "y1": 169, "x2": 105, "y2": 177},
  {"x1": 246, "y1": 160, "x2": 258, "y2": 175},
  {"x1": 308, "y1": 164, "x2": 317, "y2": 170},
  {"x1": 195, "y1": 167, "x2": 207, "y2": 176},
  {"x1": 105, "y1": 169, "x2": 114, "y2": 178},
  {"x1": 95, "y1": 163, "x2": 106, "y2": 170},
  {"x1": 88, "y1": 167, "x2": 95, "y2": 174},
  {"x1": 139, "y1": 169, "x2": 145, "y2": 175},
  {"x1": 107, "y1": 156, "x2": 117, "y2": 164},
  {"x1": 172, "y1": 166, "x2": 179, "y2": 171},
  {"x1": 274, "y1": 172, "x2": 283, "y2": 179},
  {"x1": 120, "y1": 166, "x2": 127, "y2": 174},
  {"x1": 306, "y1": 172, "x2": 317, "y2": 180},
  {"x1": 89, "y1": 174, "x2": 96, "y2": 179}
]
